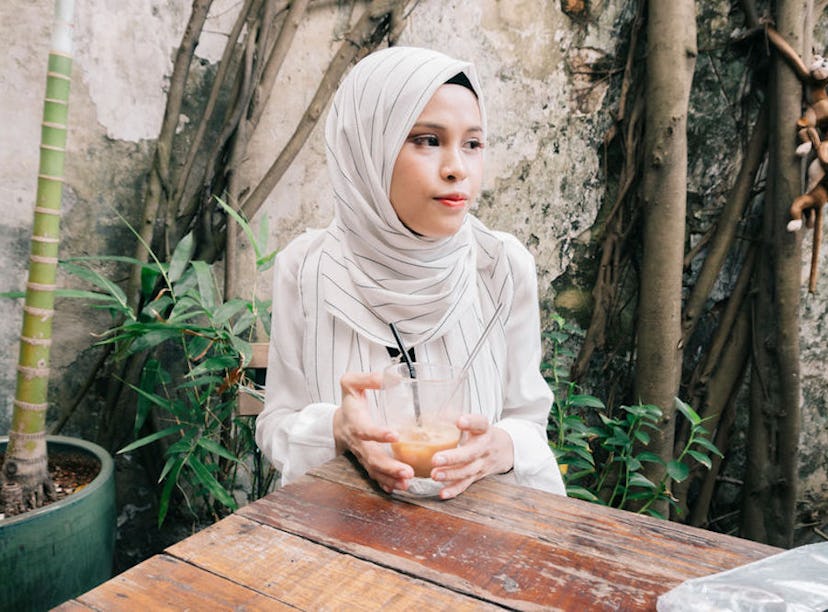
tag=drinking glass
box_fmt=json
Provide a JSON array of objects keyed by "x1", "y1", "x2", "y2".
[{"x1": 379, "y1": 362, "x2": 469, "y2": 497}]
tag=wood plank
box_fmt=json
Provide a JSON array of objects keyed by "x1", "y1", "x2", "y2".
[
  {"x1": 249, "y1": 341, "x2": 269, "y2": 368},
  {"x1": 63, "y1": 554, "x2": 291, "y2": 611},
  {"x1": 310, "y1": 455, "x2": 781, "y2": 575},
  {"x1": 167, "y1": 513, "x2": 500, "y2": 611},
  {"x1": 241, "y1": 475, "x2": 713, "y2": 610},
  {"x1": 52, "y1": 600, "x2": 92, "y2": 611}
]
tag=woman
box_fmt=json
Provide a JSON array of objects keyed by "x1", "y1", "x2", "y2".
[{"x1": 256, "y1": 46, "x2": 565, "y2": 499}]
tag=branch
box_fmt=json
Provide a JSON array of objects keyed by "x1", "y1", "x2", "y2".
[
  {"x1": 241, "y1": 0, "x2": 411, "y2": 219},
  {"x1": 129, "y1": 0, "x2": 212, "y2": 306},
  {"x1": 681, "y1": 107, "x2": 767, "y2": 344}
]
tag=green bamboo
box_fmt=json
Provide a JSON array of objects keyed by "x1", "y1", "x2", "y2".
[{"x1": 3, "y1": 0, "x2": 75, "y2": 511}]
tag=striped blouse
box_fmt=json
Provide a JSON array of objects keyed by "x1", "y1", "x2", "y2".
[{"x1": 256, "y1": 218, "x2": 566, "y2": 495}]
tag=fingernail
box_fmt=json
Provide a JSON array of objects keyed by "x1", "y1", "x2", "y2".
[
  {"x1": 458, "y1": 416, "x2": 470, "y2": 427},
  {"x1": 433, "y1": 471, "x2": 444, "y2": 481},
  {"x1": 433, "y1": 455, "x2": 446, "y2": 466}
]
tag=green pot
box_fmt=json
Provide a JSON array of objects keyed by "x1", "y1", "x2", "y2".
[{"x1": 0, "y1": 435, "x2": 116, "y2": 611}]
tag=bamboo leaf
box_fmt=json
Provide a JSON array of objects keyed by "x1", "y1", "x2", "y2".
[
  {"x1": 192, "y1": 260, "x2": 216, "y2": 310},
  {"x1": 158, "y1": 457, "x2": 185, "y2": 527},
  {"x1": 188, "y1": 455, "x2": 237, "y2": 510},
  {"x1": 188, "y1": 355, "x2": 238, "y2": 377},
  {"x1": 196, "y1": 437, "x2": 240, "y2": 463},
  {"x1": 216, "y1": 197, "x2": 262, "y2": 260},
  {"x1": 168, "y1": 232, "x2": 195, "y2": 283},
  {"x1": 117, "y1": 424, "x2": 182, "y2": 454}
]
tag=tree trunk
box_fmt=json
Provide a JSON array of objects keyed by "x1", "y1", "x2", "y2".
[
  {"x1": 742, "y1": 1, "x2": 803, "y2": 548},
  {"x1": 634, "y1": 0, "x2": 697, "y2": 515}
]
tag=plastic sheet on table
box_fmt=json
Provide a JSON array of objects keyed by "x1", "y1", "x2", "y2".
[{"x1": 657, "y1": 541, "x2": 828, "y2": 612}]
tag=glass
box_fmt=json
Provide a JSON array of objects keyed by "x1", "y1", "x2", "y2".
[{"x1": 379, "y1": 362, "x2": 469, "y2": 497}]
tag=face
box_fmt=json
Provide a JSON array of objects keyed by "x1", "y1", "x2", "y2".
[{"x1": 389, "y1": 83, "x2": 484, "y2": 238}]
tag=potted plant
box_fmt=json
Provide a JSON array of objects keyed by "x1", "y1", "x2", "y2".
[{"x1": 0, "y1": 1, "x2": 116, "y2": 609}]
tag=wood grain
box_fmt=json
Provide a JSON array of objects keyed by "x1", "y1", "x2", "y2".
[
  {"x1": 60, "y1": 454, "x2": 783, "y2": 612},
  {"x1": 57, "y1": 554, "x2": 291, "y2": 611},
  {"x1": 166, "y1": 513, "x2": 499, "y2": 610}
]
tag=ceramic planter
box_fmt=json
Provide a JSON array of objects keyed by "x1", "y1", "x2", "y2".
[{"x1": 0, "y1": 435, "x2": 116, "y2": 610}]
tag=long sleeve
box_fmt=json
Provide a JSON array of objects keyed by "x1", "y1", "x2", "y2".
[
  {"x1": 255, "y1": 231, "x2": 338, "y2": 485},
  {"x1": 493, "y1": 235, "x2": 566, "y2": 495}
]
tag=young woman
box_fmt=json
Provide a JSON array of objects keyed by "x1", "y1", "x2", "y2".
[{"x1": 256, "y1": 46, "x2": 565, "y2": 499}]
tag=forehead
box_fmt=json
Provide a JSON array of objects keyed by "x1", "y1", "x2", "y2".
[{"x1": 414, "y1": 84, "x2": 482, "y2": 127}]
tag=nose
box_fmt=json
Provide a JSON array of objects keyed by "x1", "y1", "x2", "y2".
[{"x1": 440, "y1": 146, "x2": 467, "y2": 182}]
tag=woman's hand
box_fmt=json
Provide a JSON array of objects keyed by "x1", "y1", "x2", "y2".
[
  {"x1": 430, "y1": 414, "x2": 514, "y2": 499},
  {"x1": 333, "y1": 372, "x2": 415, "y2": 493}
]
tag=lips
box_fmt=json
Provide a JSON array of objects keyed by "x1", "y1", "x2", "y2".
[{"x1": 435, "y1": 194, "x2": 468, "y2": 208}]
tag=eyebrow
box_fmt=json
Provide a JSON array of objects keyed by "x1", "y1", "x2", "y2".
[{"x1": 410, "y1": 121, "x2": 483, "y2": 133}]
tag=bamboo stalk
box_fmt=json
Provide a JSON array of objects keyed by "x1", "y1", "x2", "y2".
[{"x1": 3, "y1": 0, "x2": 76, "y2": 513}]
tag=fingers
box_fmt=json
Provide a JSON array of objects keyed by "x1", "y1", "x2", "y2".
[
  {"x1": 340, "y1": 371, "x2": 383, "y2": 397},
  {"x1": 351, "y1": 441, "x2": 414, "y2": 493},
  {"x1": 456, "y1": 413, "x2": 489, "y2": 435}
]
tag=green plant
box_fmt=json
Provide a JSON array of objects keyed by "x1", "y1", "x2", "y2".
[
  {"x1": 66, "y1": 201, "x2": 276, "y2": 525},
  {"x1": 544, "y1": 315, "x2": 722, "y2": 519},
  {"x1": 2, "y1": 0, "x2": 76, "y2": 516}
]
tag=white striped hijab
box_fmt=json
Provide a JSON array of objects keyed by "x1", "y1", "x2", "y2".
[{"x1": 319, "y1": 46, "x2": 487, "y2": 349}]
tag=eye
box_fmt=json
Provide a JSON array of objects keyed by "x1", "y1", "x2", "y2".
[
  {"x1": 410, "y1": 134, "x2": 440, "y2": 147},
  {"x1": 464, "y1": 138, "x2": 485, "y2": 150}
]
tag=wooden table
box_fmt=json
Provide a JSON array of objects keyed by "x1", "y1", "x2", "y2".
[{"x1": 57, "y1": 455, "x2": 782, "y2": 611}]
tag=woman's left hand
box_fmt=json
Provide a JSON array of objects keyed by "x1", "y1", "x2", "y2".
[{"x1": 429, "y1": 414, "x2": 514, "y2": 499}]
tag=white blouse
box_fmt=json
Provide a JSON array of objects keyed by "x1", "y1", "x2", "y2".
[{"x1": 256, "y1": 222, "x2": 565, "y2": 495}]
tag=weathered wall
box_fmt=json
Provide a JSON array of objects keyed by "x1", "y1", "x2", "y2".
[
  {"x1": 1, "y1": 0, "x2": 826, "y2": 534},
  {"x1": 1, "y1": 0, "x2": 620, "y2": 430}
]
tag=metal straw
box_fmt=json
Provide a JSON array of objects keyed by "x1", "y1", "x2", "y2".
[
  {"x1": 388, "y1": 322, "x2": 421, "y2": 422},
  {"x1": 440, "y1": 302, "x2": 504, "y2": 411}
]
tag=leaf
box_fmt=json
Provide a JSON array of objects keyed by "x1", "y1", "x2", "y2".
[
  {"x1": 692, "y1": 436, "x2": 724, "y2": 457},
  {"x1": 229, "y1": 335, "x2": 253, "y2": 365},
  {"x1": 128, "y1": 382, "x2": 175, "y2": 412},
  {"x1": 168, "y1": 232, "x2": 195, "y2": 283},
  {"x1": 197, "y1": 437, "x2": 240, "y2": 464},
  {"x1": 135, "y1": 359, "x2": 163, "y2": 434},
  {"x1": 568, "y1": 394, "x2": 605, "y2": 409},
  {"x1": 628, "y1": 473, "x2": 657, "y2": 489},
  {"x1": 216, "y1": 197, "x2": 263, "y2": 261},
  {"x1": 212, "y1": 299, "x2": 250, "y2": 327},
  {"x1": 666, "y1": 460, "x2": 690, "y2": 482},
  {"x1": 637, "y1": 451, "x2": 664, "y2": 465},
  {"x1": 61, "y1": 262, "x2": 129, "y2": 309},
  {"x1": 188, "y1": 355, "x2": 239, "y2": 378},
  {"x1": 633, "y1": 429, "x2": 651, "y2": 445},
  {"x1": 687, "y1": 449, "x2": 713, "y2": 469},
  {"x1": 565, "y1": 486, "x2": 601, "y2": 503},
  {"x1": 192, "y1": 260, "x2": 216, "y2": 310},
  {"x1": 188, "y1": 455, "x2": 237, "y2": 510},
  {"x1": 158, "y1": 457, "x2": 185, "y2": 527},
  {"x1": 675, "y1": 397, "x2": 701, "y2": 425},
  {"x1": 117, "y1": 424, "x2": 182, "y2": 454},
  {"x1": 126, "y1": 328, "x2": 182, "y2": 356}
]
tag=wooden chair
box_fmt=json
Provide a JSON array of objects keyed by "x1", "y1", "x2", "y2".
[{"x1": 237, "y1": 342, "x2": 269, "y2": 416}]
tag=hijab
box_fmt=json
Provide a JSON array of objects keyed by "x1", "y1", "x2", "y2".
[{"x1": 319, "y1": 46, "x2": 487, "y2": 349}]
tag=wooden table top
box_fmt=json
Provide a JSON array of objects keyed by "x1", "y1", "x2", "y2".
[{"x1": 57, "y1": 455, "x2": 782, "y2": 611}]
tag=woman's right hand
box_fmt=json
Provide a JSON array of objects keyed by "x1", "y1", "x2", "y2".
[{"x1": 333, "y1": 372, "x2": 414, "y2": 493}]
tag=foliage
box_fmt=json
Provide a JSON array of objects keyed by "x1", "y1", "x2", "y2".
[
  {"x1": 65, "y1": 201, "x2": 276, "y2": 525},
  {"x1": 544, "y1": 314, "x2": 723, "y2": 519}
]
